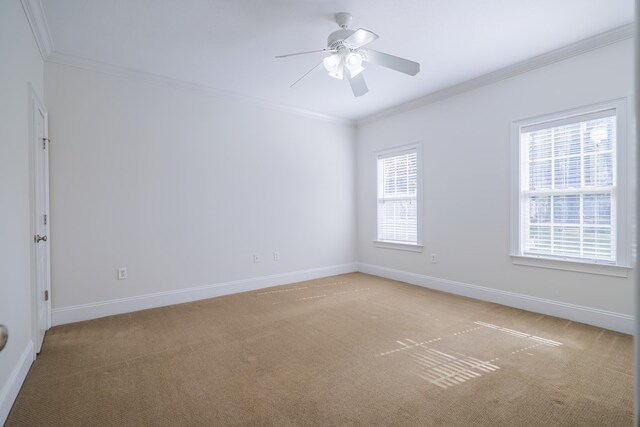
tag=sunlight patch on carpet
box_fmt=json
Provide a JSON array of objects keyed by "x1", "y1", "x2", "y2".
[
  {"x1": 376, "y1": 320, "x2": 564, "y2": 389},
  {"x1": 474, "y1": 321, "x2": 563, "y2": 347},
  {"x1": 412, "y1": 346, "x2": 500, "y2": 389}
]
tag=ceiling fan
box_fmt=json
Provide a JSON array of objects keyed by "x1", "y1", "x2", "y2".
[{"x1": 276, "y1": 13, "x2": 420, "y2": 97}]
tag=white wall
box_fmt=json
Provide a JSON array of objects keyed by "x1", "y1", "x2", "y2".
[
  {"x1": 45, "y1": 62, "x2": 356, "y2": 317},
  {"x1": 357, "y1": 39, "x2": 635, "y2": 327},
  {"x1": 0, "y1": 0, "x2": 45, "y2": 422}
]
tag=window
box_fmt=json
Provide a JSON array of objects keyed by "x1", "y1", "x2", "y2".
[
  {"x1": 376, "y1": 144, "x2": 422, "y2": 251},
  {"x1": 511, "y1": 100, "x2": 629, "y2": 276}
]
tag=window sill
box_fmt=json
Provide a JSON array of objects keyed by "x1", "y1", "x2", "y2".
[
  {"x1": 510, "y1": 255, "x2": 630, "y2": 278},
  {"x1": 374, "y1": 241, "x2": 424, "y2": 252}
]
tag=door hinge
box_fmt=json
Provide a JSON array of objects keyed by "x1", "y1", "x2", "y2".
[
  {"x1": 43, "y1": 214, "x2": 47, "y2": 225},
  {"x1": 42, "y1": 137, "x2": 49, "y2": 149},
  {"x1": 44, "y1": 290, "x2": 49, "y2": 301}
]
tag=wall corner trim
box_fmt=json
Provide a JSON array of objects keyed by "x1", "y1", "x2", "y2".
[
  {"x1": 0, "y1": 340, "x2": 34, "y2": 425},
  {"x1": 20, "y1": 0, "x2": 54, "y2": 60},
  {"x1": 357, "y1": 263, "x2": 634, "y2": 335},
  {"x1": 52, "y1": 263, "x2": 358, "y2": 326},
  {"x1": 357, "y1": 23, "x2": 635, "y2": 126}
]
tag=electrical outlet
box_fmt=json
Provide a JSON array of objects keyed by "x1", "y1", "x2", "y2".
[
  {"x1": 430, "y1": 254, "x2": 437, "y2": 264},
  {"x1": 117, "y1": 267, "x2": 127, "y2": 280},
  {"x1": 273, "y1": 251, "x2": 280, "y2": 261},
  {"x1": 253, "y1": 253, "x2": 260, "y2": 264}
]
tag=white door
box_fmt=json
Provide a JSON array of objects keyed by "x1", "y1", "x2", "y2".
[{"x1": 31, "y1": 86, "x2": 51, "y2": 354}]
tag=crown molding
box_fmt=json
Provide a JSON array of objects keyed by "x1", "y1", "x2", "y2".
[
  {"x1": 357, "y1": 23, "x2": 635, "y2": 126},
  {"x1": 20, "y1": 0, "x2": 54, "y2": 60},
  {"x1": 45, "y1": 52, "x2": 355, "y2": 127},
  {"x1": 33, "y1": 9, "x2": 632, "y2": 128}
]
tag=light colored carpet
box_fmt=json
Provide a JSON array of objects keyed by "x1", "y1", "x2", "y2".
[{"x1": 6, "y1": 273, "x2": 633, "y2": 426}]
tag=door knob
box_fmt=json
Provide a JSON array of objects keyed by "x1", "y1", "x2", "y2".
[
  {"x1": 34, "y1": 235, "x2": 47, "y2": 243},
  {"x1": 0, "y1": 325, "x2": 7, "y2": 352}
]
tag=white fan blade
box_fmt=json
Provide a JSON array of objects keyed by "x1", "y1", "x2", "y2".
[
  {"x1": 290, "y1": 61, "x2": 323, "y2": 88},
  {"x1": 347, "y1": 72, "x2": 368, "y2": 97},
  {"x1": 276, "y1": 48, "x2": 336, "y2": 58},
  {"x1": 361, "y1": 49, "x2": 420, "y2": 76},
  {"x1": 343, "y1": 28, "x2": 379, "y2": 49}
]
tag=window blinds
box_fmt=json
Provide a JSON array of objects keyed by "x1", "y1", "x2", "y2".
[
  {"x1": 520, "y1": 109, "x2": 616, "y2": 262},
  {"x1": 377, "y1": 150, "x2": 418, "y2": 243}
]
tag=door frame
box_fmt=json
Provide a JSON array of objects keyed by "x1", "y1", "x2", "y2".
[{"x1": 28, "y1": 83, "x2": 51, "y2": 358}]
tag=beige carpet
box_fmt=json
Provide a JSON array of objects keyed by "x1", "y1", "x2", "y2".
[{"x1": 6, "y1": 273, "x2": 633, "y2": 426}]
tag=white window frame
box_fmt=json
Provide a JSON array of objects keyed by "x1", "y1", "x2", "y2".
[
  {"x1": 374, "y1": 142, "x2": 423, "y2": 252},
  {"x1": 510, "y1": 99, "x2": 630, "y2": 277}
]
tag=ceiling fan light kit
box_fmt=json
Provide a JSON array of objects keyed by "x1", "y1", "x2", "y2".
[{"x1": 276, "y1": 13, "x2": 420, "y2": 97}]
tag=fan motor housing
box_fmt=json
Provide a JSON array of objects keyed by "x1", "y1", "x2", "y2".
[{"x1": 327, "y1": 29, "x2": 354, "y2": 49}]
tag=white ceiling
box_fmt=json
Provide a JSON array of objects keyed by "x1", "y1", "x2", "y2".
[{"x1": 41, "y1": 0, "x2": 634, "y2": 121}]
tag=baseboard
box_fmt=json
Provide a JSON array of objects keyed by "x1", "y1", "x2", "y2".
[
  {"x1": 52, "y1": 263, "x2": 358, "y2": 326},
  {"x1": 358, "y1": 263, "x2": 634, "y2": 335},
  {"x1": 0, "y1": 340, "x2": 34, "y2": 425}
]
